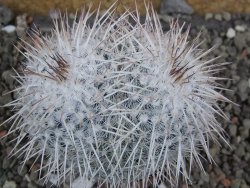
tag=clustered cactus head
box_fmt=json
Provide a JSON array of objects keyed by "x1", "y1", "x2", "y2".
[{"x1": 2, "y1": 3, "x2": 231, "y2": 188}]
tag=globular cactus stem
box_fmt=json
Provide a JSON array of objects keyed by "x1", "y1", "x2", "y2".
[{"x1": 1, "y1": 3, "x2": 232, "y2": 188}]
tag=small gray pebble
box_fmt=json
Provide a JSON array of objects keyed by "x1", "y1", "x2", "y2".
[
  {"x1": 232, "y1": 75, "x2": 241, "y2": 84},
  {"x1": 226, "y1": 46, "x2": 237, "y2": 56},
  {"x1": 0, "y1": 6, "x2": 13, "y2": 25},
  {"x1": 16, "y1": 14, "x2": 28, "y2": 38},
  {"x1": 200, "y1": 173, "x2": 209, "y2": 183},
  {"x1": 2, "y1": 157, "x2": 10, "y2": 169},
  {"x1": 223, "y1": 163, "x2": 231, "y2": 172},
  {"x1": 1, "y1": 69, "x2": 16, "y2": 89},
  {"x1": 234, "y1": 33, "x2": 247, "y2": 51},
  {"x1": 209, "y1": 146, "x2": 220, "y2": 158},
  {"x1": 7, "y1": 171, "x2": 14, "y2": 179},
  {"x1": 225, "y1": 103, "x2": 232, "y2": 111},
  {"x1": 221, "y1": 148, "x2": 231, "y2": 155},
  {"x1": 29, "y1": 169, "x2": 38, "y2": 182},
  {"x1": 237, "y1": 80, "x2": 249, "y2": 101},
  {"x1": 239, "y1": 127, "x2": 249, "y2": 140},
  {"x1": 235, "y1": 145, "x2": 245, "y2": 158},
  {"x1": 1, "y1": 25, "x2": 16, "y2": 34},
  {"x1": 214, "y1": 13, "x2": 222, "y2": 21},
  {"x1": 244, "y1": 152, "x2": 250, "y2": 161},
  {"x1": 231, "y1": 179, "x2": 241, "y2": 188},
  {"x1": 222, "y1": 12, "x2": 231, "y2": 21},
  {"x1": 242, "y1": 119, "x2": 250, "y2": 129},
  {"x1": 240, "y1": 180, "x2": 248, "y2": 188},
  {"x1": 160, "y1": 0, "x2": 193, "y2": 14},
  {"x1": 158, "y1": 14, "x2": 173, "y2": 23},
  {"x1": 212, "y1": 37, "x2": 223, "y2": 46},
  {"x1": 0, "y1": 90, "x2": 13, "y2": 105},
  {"x1": 205, "y1": 13, "x2": 213, "y2": 20},
  {"x1": 229, "y1": 125, "x2": 237, "y2": 137},
  {"x1": 3, "y1": 181, "x2": 16, "y2": 188},
  {"x1": 18, "y1": 165, "x2": 28, "y2": 176},
  {"x1": 235, "y1": 169, "x2": 244, "y2": 178},
  {"x1": 227, "y1": 28, "x2": 236, "y2": 38},
  {"x1": 20, "y1": 181, "x2": 28, "y2": 188},
  {"x1": 235, "y1": 25, "x2": 246, "y2": 32},
  {"x1": 225, "y1": 88, "x2": 236, "y2": 98},
  {"x1": 241, "y1": 183, "x2": 249, "y2": 188},
  {"x1": 0, "y1": 174, "x2": 7, "y2": 187},
  {"x1": 27, "y1": 182, "x2": 38, "y2": 188}
]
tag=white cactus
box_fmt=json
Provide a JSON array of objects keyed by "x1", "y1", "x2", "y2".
[{"x1": 2, "y1": 3, "x2": 231, "y2": 188}]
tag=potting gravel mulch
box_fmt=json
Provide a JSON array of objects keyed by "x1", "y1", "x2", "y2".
[{"x1": 0, "y1": 5, "x2": 250, "y2": 188}]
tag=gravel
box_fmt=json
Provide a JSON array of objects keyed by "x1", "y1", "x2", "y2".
[
  {"x1": 243, "y1": 119, "x2": 250, "y2": 129},
  {"x1": 234, "y1": 32, "x2": 247, "y2": 50},
  {"x1": 205, "y1": 13, "x2": 213, "y2": 20},
  {"x1": 227, "y1": 28, "x2": 236, "y2": 38},
  {"x1": 214, "y1": 13, "x2": 223, "y2": 21},
  {"x1": 0, "y1": 6, "x2": 250, "y2": 188},
  {"x1": 222, "y1": 12, "x2": 232, "y2": 21},
  {"x1": 235, "y1": 25, "x2": 246, "y2": 32},
  {"x1": 160, "y1": 0, "x2": 193, "y2": 14},
  {"x1": 1, "y1": 25, "x2": 16, "y2": 34},
  {"x1": 3, "y1": 180, "x2": 17, "y2": 188},
  {"x1": 0, "y1": 6, "x2": 13, "y2": 26}
]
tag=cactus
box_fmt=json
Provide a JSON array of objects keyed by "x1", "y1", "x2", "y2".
[{"x1": 2, "y1": 3, "x2": 231, "y2": 188}]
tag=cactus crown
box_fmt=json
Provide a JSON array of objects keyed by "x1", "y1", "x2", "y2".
[{"x1": 2, "y1": 3, "x2": 230, "y2": 188}]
